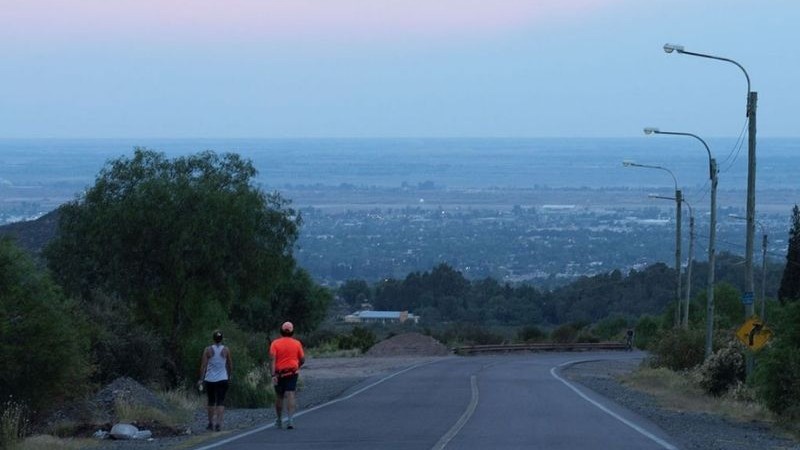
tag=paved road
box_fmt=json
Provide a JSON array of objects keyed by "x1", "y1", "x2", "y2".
[{"x1": 196, "y1": 352, "x2": 678, "y2": 450}]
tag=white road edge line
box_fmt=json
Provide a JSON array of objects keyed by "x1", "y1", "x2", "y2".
[
  {"x1": 194, "y1": 359, "x2": 443, "y2": 450},
  {"x1": 550, "y1": 360, "x2": 678, "y2": 450},
  {"x1": 431, "y1": 374, "x2": 479, "y2": 450}
]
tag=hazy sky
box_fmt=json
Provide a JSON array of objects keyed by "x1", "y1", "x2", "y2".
[{"x1": 1, "y1": 0, "x2": 798, "y2": 138}]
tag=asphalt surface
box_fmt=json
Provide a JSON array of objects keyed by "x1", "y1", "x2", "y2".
[{"x1": 194, "y1": 352, "x2": 678, "y2": 450}]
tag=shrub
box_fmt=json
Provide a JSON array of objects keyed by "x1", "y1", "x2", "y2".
[
  {"x1": 576, "y1": 331, "x2": 600, "y2": 343},
  {"x1": 82, "y1": 290, "x2": 167, "y2": 386},
  {"x1": 550, "y1": 324, "x2": 578, "y2": 343},
  {"x1": 517, "y1": 325, "x2": 546, "y2": 342},
  {"x1": 634, "y1": 315, "x2": 660, "y2": 350},
  {"x1": 696, "y1": 339, "x2": 746, "y2": 396},
  {"x1": 592, "y1": 316, "x2": 629, "y2": 341},
  {"x1": 754, "y1": 301, "x2": 800, "y2": 419},
  {"x1": 650, "y1": 328, "x2": 705, "y2": 371},
  {"x1": 337, "y1": 326, "x2": 376, "y2": 353}
]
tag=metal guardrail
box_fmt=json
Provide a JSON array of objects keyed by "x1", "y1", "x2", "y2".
[{"x1": 454, "y1": 341, "x2": 628, "y2": 355}]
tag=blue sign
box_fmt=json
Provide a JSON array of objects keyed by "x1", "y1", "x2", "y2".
[{"x1": 741, "y1": 292, "x2": 754, "y2": 305}]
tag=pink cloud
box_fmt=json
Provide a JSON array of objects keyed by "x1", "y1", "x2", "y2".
[{"x1": 3, "y1": 0, "x2": 623, "y2": 45}]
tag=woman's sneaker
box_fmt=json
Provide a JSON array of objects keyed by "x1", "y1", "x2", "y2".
[
  {"x1": 286, "y1": 419, "x2": 294, "y2": 430},
  {"x1": 274, "y1": 418, "x2": 282, "y2": 429}
]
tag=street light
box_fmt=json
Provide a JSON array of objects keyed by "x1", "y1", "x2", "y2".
[
  {"x1": 644, "y1": 128, "x2": 717, "y2": 358},
  {"x1": 623, "y1": 160, "x2": 683, "y2": 328},
  {"x1": 730, "y1": 214, "x2": 769, "y2": 321},
  {"x1": 663, "y1": 43, "x2": 757, "y2": 369},
  {"x1": 652, "y1": 195, "x2": 694, "y2": 329}
]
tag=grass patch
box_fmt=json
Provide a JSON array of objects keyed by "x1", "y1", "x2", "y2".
[
  {"x1": 1, "y1": 398, "x2": 30, "y2": 450},
  {"x1": 114, "y1": 397, "x2": 191, "y2": 429},
  {"x1": 623, "y1": 367, "x2": 768, "y2": 423}
]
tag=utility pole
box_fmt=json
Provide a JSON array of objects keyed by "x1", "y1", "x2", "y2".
[
  {"x1": 685, "y1": 209, "x2": 694, "y2": 328},
  {"x1": 675, "y1": 189, "x2": 683, "y2": 328},
  {"x1": 761, "y1": 232, "x2": 768, "y2": 321},
  {"x1": 744, "y1": 91, "x2": 757, "y2": 377}
]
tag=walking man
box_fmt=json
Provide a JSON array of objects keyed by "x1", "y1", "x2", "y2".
[{"x1": 269, "y1": 321, "x2": 305, "y2": 429}]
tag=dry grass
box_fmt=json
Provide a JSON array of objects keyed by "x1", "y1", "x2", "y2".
[
  {"x1": 114, "y1": 387, "x2": 196, "y2": 428},
  {"x1": 623, "y1": 367, "x2": 769, "y2": 423}
]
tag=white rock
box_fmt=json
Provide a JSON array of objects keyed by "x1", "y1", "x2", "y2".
[{"x1": 110, "y1": 423, "x2": 139, "y2": 440}]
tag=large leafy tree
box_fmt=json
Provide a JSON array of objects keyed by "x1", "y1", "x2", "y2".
[
  {"x1": 779, "y1": 205, "x2": 800, "y2": 303},
  {"x1": 45, "y1": 149, "x2": 305, "y2": 380}
]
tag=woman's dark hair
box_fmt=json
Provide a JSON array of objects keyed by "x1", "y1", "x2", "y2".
[{"x1": 213, "y1": 330, "x2": 223, "y2": 343}]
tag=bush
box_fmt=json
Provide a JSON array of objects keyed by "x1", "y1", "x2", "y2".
[
  {"x1": 696, "y1": 339, "x2": 746, "y2": 396},
  {"x1": 650, "y1": 328, "x2": 705, "y2": 371},
  {"x1": 755, "y1": 301, "x2": 800, "y2": 419},
  {"x1": 517, "y1": 325, "x2": 546, "y2": 342},
  {"x1": 551, "y1": 324, "x2": 578, "y2": 343},
  {"x1": 576, "y1": 331, "x2": 600, "y2": 343},
  {"x1": 337, "y1": 326, "x2": 377, "y2": 353},
  {"x1": 82, "y1": 290, "x2": 167, "y2": 386},
  {"x1": 634, "y1": 315, "x2": 660, "y2": 350},
  {"x1": 592, "y1": 316, "x2": 629, "y2": 341}
]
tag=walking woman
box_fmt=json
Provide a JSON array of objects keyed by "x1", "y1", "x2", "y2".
[{"x1": 199, "y1": 330, "x2": 233, "y2": 431}]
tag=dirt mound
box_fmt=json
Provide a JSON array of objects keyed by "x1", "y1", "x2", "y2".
[{"x1": 365, "y1": 332, "x2": 451, "y2": 357}]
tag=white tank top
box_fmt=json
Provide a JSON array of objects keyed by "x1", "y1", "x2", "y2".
[{"x1": 204, "y1": 344, "x2": 228, "y2": 382}]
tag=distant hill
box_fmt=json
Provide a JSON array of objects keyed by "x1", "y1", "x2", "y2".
[{"x1": 0, "y1": 209, "x2": 60, "y2": 258}]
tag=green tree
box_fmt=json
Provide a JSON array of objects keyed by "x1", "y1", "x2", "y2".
[
  {"x1": 0, "y1": 238, "x2": 91, "y2": 412},
  {"x1": 755, "y1": 301, "x2": 800, "y2": 419},
  {"x1": 338, "y1": 279, "x2": 371, "y2": 308},
  {"x1": 778, "y1": 205, "x2": 800, "y2": 303},
  {"x1": 45, "y1": 149, "x2": 302, "y2": 382}
]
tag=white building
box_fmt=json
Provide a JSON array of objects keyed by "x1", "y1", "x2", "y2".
[{"x1": 344, "y1": 310, "x2": 419, "y2": 324}]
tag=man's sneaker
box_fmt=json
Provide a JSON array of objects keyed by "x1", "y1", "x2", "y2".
[
  {"x1": 214, "y1": 424, "x2": 221, "y2": 432},
  {"x1": 274, "y1": 418, "x2": 282, "y2": 429},
  {"x1": 286, "y1": 419, "x2": 294, "y2": 430},
  {"x1": 206, "y1": 423, "x2": 213, "y2": 431}
]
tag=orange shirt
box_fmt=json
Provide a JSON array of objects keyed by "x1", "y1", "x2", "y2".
[{"x1": 269, "y1": 337, "x2": 304, "y2": 373}]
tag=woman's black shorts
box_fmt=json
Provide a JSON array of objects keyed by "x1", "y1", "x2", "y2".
[{"x1": 205, "y1": 380, "x2": 229, "y2": 406}]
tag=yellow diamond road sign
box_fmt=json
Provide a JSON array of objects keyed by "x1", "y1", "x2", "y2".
[{"x1": 736, "y1": 316, "x2": 773, "y2": 352}]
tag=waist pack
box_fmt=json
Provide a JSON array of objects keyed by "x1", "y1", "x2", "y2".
[{"x1": 276, "y1": 367, "x2": 298, "y2": 378}]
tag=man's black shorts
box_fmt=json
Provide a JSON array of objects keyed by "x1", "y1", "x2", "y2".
[{"x1": 274, "y1": 374, "x2": 298, "y2": 395}]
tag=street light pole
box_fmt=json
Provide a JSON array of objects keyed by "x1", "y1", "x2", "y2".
[
  {"x1": 624, "y1": 161, "x2": 682, "y2": 328},
  {"x1": 663, "y1": 43, "x2": 756, "y2": 369},
  {"x1": 644, "y1": 128, "x2": 717, "y2": 357},
  {"x1": 652, "y1": 195, "x2": 694, "y2": 329}
]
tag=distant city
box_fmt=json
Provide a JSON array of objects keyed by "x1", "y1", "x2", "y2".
[{"x1": 1, "y1": 138, "x2": 798, "y2": 286}]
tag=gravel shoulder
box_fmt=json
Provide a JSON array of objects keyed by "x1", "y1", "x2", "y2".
[{"x1": 563, "y1": 358, "x2": 800, "y2": 450}]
